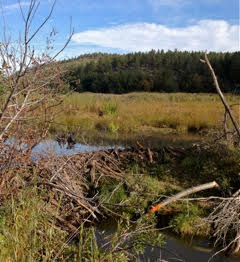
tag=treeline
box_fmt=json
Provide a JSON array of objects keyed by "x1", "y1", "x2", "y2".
[{"x1": 62, "y1": 50, "x2": 240, "y2": 94}]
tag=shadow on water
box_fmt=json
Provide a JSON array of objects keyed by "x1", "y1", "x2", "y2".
[
  {"x1": 96, "y1": 219, "x2": 240, "y2": 262},
  {"x1": 75, "y1": 130, "x2": 204, "y2": 148}
]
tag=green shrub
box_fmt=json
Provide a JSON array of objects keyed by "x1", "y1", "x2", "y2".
[
  {"x1": 108, "y1": 121, "x2": 119, "y2": 133},
  {"x1": 170, "y1": 203, "x2": 211, "y2": 237}
]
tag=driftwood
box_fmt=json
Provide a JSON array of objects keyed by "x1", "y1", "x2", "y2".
[
  {"x1": 148, "y1": 181, "x2": 219, "y2": 214},
  {"x1": 201, "y1": 53, "x2": 240, "y2": 140}
]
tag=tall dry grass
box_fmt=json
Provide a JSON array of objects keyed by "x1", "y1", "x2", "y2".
[{"x1": 51, "y1": 92, "x2": 240, "y2": 135}]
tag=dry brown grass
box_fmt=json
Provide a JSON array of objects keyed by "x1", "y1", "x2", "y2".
[{"x1": 52, "y1": 92, "x2": 240, "y2": 135}]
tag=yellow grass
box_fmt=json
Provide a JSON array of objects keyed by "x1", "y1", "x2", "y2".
[{"x1": 52, "y1": 92, "x2": 240, "y2": 135}]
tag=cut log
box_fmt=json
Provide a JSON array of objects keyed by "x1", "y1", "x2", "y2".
[
  {"x1": 148, "y1": 181, "x2": 219, "y2": 214},
  {"x1": 147, "y1": 148, "x2": 153, "y2": 163},
  {"x1": 89, "y1": 160, "x2": 96, "y2": 185}
]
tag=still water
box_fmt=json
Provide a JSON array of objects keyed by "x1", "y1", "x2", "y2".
[
  {"x1": 31, "y1": 131, "x2": 203, "y2": 161},
  {"x1": 31, "y1": 139, "x2": 121, "y2": 161}
]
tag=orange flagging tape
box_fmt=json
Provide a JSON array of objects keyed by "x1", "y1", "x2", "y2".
[{"x1": 148, "y1": 204, "x2": 162, "y2": 215}]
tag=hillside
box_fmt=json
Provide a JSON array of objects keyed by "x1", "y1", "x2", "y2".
[{"x1": 61, "y1": 50, "x2": 240, "y2": 94}]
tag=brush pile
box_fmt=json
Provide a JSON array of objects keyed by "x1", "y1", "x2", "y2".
[{"x1": 0, "y1": 141, "x2": 188, "y2": 234}]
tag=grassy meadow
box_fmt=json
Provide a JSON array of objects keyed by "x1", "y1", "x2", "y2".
[{"x1": 51, "y1": 92, "x2": 240, "y2": 137}]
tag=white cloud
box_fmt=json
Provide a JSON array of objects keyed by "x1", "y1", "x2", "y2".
[
  {"x1": 72, "y1": 20, "x2": 239, "y2": 52},
  {"x1": 4, "y1": 1, "x2": 30, "y2": 10}
]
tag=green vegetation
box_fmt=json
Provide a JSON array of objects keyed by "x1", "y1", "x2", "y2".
[
  {"x1": 170, "y1": 203, "x2": 211, "y2": 237},
  {"x1": 97, "y1": 144, "x2": 240, "y2": 239},
  {"x1": 62, "y1": 51, "x2": 240, "y2": 94}
]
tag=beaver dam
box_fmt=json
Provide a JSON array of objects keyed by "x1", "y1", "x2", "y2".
[{"x1": 1, "y1": 139, "x2": 240, "y2": 261}]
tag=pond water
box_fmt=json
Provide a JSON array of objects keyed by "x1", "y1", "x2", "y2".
[
  {"x1": 74, "y1": 130, "x2": 204, "y2": 149},
  {"x1": 31, "y1": 131, "x2": 204, "y2": 161},
  {"x1": 31, "y1": 139, "x2": 123, "y2": 161},
  {"x1": 97, "y1": 219, "x2": 240, "y2": 262}
]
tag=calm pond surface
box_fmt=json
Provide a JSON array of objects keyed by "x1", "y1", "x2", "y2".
[
  {"x1": 31, "y1": 139, "x2": 122, "y2": 161},
  {"x1": 31, "y1": 131, "x2": 204, "y2": 161}
]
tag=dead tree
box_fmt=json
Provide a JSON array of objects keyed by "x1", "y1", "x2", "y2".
[{"x1": 200, "y1": 53, "x2": 240, "y2": 142}]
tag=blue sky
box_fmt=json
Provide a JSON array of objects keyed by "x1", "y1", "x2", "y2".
[{"x1": 1, "y1": 0, "x2": 239, "y2": 58}]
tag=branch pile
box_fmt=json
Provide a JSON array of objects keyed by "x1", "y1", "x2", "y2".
[
  {"x1": 207, "y1": 189, "x2": 240, "y2": 255},
  {"x1": 0, "y1": 144, "x2": 188, "y2": 233}
]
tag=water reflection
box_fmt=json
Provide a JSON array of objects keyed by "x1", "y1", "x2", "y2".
[{"x1": 31, "y1": 140, "x2": 123, "y2": 161}]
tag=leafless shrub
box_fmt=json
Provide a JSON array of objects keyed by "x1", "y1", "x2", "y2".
[
  {"x1": 0, "y1": 0, "x2": 73, "y2": 143},
  {"x1": 0, "y1": 0, "x2": 73, "y2": 197}
]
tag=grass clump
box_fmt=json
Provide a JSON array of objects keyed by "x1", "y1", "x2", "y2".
[
  {"x1": 0, "y1": 187, "x2": 70, "y2": 262},
  {"x1": 100, "y1": 182, "x2": 128, "y2": 204},
  {"x1": 103, "y1": 101, "x2": 118, "y2": 116}
]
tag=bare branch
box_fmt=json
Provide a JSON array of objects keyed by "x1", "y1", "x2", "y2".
[{"x1": 27, "y1": 0, "x2": 56, "y2": 44}]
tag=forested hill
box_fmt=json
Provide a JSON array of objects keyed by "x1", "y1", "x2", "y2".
[{"x1": 61, "y1": 50, "x2": 240, "y2": 94}]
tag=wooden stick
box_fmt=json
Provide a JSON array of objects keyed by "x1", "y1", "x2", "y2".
[
  {"x1": 147, "y1": 148, "x2": 153, "y2": 163},
  {"x1": 148, "y1": 181, "x2": 219, "y2": 214},
  {"x1": 201, "y1": 53, "x2": 240, "y2": 139}
]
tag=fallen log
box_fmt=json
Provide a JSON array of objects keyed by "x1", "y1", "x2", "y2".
[{"x1": 148, "y1": 181, "x2": 219, "y2": 214}]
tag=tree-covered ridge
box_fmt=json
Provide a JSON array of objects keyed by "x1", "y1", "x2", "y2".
[{"x1": 62, "y1": 50, "x2": 240, "y2": 94}]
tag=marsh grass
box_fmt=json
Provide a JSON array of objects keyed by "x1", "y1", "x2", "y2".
[
  {"x1": 52, "y1": 92, "x2": 240, "y2": 135},
  {"x1": 0, "y1": 184, "x2": 134, "y2": 262},
  {"x1": 0, "y1": 186, "x2": 71, "y2": 262},
  {"x1": 0, "y1": 185, "x2": 132, "y2": 262}
]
